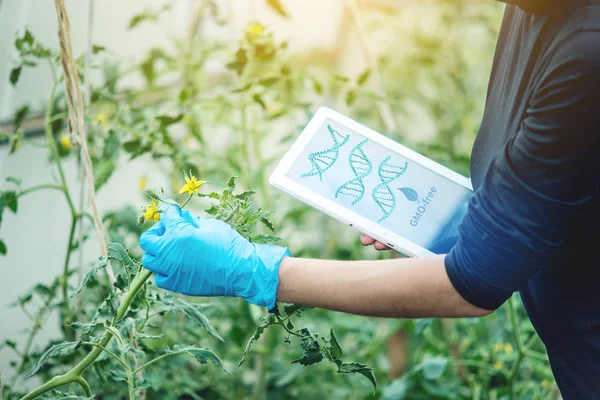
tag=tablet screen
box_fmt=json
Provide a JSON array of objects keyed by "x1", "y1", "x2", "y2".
[{"x1": 285, "y1": 118, "x2": 473, "y2": 254}]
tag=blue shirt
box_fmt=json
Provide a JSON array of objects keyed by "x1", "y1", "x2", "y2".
[{"x1": 445, "y1": 1, "x2": 600, "y2": 398}]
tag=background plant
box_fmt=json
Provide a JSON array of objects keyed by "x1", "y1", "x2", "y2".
[{"x1": 1, "y1": 1, "x2": 559, "y2": 399}]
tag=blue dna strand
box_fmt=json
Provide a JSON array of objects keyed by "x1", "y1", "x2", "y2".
[
  {"x1": 372, "y1": 157, "x2": 408, "y2": 223},
  {"x1": 335, "y1": 139, "x2": 373, "y2": 205},
  {"x1": 300, "y1": 125, "x2": 350, "y2": 181}
]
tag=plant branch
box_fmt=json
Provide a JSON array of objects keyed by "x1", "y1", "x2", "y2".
[
  {"x1": 17, "y1": 184, "x2": 64, "y2": 198},
  {"x1": 81, "y1": 342, "x2": 128, "y2": 370},
  {"x1": 72, "y1": 376, "x2": 92, "y2": 397}
]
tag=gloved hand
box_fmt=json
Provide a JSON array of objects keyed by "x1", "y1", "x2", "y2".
[{"x1": 139, "y1": 206, "x2": 290, "y2": 309}]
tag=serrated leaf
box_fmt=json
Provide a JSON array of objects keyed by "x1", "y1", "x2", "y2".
[
  {"x1": 266, "y1": 0, "x2": 289, "y2": 18},
  {"x1": 27, "y1": 341, "x2": 81, "y2": 377},
  {"x1": 10, "y1": 66, "x2": 22, "y2": 86},
  {"x1": 337, "y1": 361, "x2": 377, "y2": 389},
  {"x1": 69, "y1": 258, "x2": 108, "y2": 299},
  {"x1": 357, "y1": 69, "x2": 371, "y2": 86},
  {"x1": 291, "y1": 330, "x2": 323, "y2": 366},
  {"x1": 328, "y1": 330, "x2": 343, "y2": 359},
  {"x1": 93, "y1": 159, "x2": 115, "y2": 191},
  {"x1": 260, "y1": 217, "x2": 275, "y2": 232},
  {"x1": 135, "y1": 333, "x2": 164, "y2": 340},
  {"x1": 0, "y1": 240, "x2": 6, "y2": 256},
  {"x1": 165, "y1": 298, "x2": 223, "y2": 341},
  {"x1": 227, "y1": 176, "x2": 237, "y2": 188},
  {"x1": 283, "y1": 303, "x2": 311, "y2": 317},
  {"x1": 108, "y1": 243, "x2": 138, "y2": 276},
  {"x1": 109, "y1": 369, "x2": 128, "y2": 382},
  {"x1": 167, "y1": 345, "x2": 225, "y2": 371},
  {"x1": 70, "y1": 321, "x2": 101, "y2": 335},
  {"x1": 238, "y1": 320, "x2": 268, "y2": 367},
  {"x1": 252, "y1": 234, "x2": 281, "y2": 244}
]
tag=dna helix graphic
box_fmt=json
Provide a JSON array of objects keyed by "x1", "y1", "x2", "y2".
[
  {"x1": 300, "y1": 125, "x2": 350, "y2": 181},
  {"x1": 335, "y1": 139, "x2": 373, "y2": 205},
  {"x1": 372, "y1": 156, "x2": 408, "y2": 223}
]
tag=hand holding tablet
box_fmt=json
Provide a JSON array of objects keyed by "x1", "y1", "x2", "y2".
[{"x1": 270, "y1": 107, "x2": 473, "y2": 257}]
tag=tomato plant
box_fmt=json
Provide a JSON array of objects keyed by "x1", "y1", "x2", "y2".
[{"x1": 0, "y1": 1, "x2": 559, "y2": 399}]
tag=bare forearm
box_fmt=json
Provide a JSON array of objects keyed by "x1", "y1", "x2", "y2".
[{"x1": 276, "y1": 255, "x2": 493, "y2": 318}]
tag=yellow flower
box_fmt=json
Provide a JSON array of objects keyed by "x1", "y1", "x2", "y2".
[
  {"x1": 143, "y1": 200, "x2": 160, "y2": 221},
  {"x1": 541, "y1": 379, "x2": 551, "y2": 389},
  {"x1": 503, "y1": 343, "x2": 513, "y2": 355},
  {"x1": 138, "y1": 175, "x2": 147, "y2": 191},
  {"x1": 494, "y1": 343, "x2": 503, "y2": 352},
  {"x1": 246, "y1": 23, "x2": 265, "y2": 36},
  {"x1": 59, "y1": 133, "x2": 72, "y2": 151},
  {"x1": 179, "y1": 176, "x2": 205, "y2": 195},
  {"x1": 493, "y1": 360, "x2": 503, "y2": 370},
  {"x1": 93, "y1": 113, "x2": 109, "y2": 128}
]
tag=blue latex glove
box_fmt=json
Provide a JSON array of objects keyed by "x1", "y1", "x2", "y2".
[{"x1": 139, "y1": 206, "x2": 290, "y2": 309}]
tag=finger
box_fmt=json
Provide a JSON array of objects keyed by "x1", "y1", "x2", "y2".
[
  {"x1": 154, "y1": 273, "x2": 173, "y2": 291},
  {"x1": 141, "y1": 253, "x2": 168, "y2": 275},
  {"x1": 160, "y1": 205, "x2": 185, "y2": 228},
  {"x1": 139, "y1": 221, "x2": 166, "y2": 254},
  {"x1": 360, "y1": 234, "x2": 376, "y2": 246},
  {"x1": 374, "y1": 241, "x2": 391, "y2": 251},
  {"x1": 181, "y1": 209, "x2": 200, "y2": 228}
]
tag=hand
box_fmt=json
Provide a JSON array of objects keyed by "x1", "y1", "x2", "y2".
[
  {"x1": 139, "y1": 206, "x2": 290, "y2": 309},
  {"x1": 360, "y1": 234, "x2": 391, "y2": 251}
]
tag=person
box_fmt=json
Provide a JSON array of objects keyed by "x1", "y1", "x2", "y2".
[{"x1": 139, "y1": 0, "x2": 600, "y2": 398}]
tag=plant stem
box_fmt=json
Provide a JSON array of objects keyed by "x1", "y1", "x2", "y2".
[
  {"x1": 17, "y1": 184, "x2": 64, "y2": 197},
  {"x1": 20, "y1": 269, "x2": 153, "y2": 400},
  {"x1": 72, "y1": 376, "x2": 92, "y2": 397},
  {"x1": 507, "y1": 296, "x2": 524, "y2": 400},
  {"x1": 62, "y1": 217, "x2": 78, "y2": 331}
]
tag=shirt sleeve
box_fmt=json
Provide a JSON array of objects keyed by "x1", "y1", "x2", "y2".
[{"x1": 445, "y1": 31, "x2": 600, "y2": 310}]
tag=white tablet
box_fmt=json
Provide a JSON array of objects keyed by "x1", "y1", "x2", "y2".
[{"x1": 269, "y1": 107, "x2": 474, "y2": 257}]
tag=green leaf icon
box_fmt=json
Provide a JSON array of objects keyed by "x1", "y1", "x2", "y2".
[{"x1": 398, "y1": 187, "x2": 419, "y2": 202}]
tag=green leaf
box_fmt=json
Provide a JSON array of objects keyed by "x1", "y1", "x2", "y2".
[
  {"x1": 14, "y1": 105, "x2": 30, "y2": 128},
  {"x1": 346, "y1": 89, "x2": 357, "y2": 107},
  {"x1": 135, "y1": 333, "x2": 165, "y2": 340},
  {"x1": 92, "y1": 44, "x2": 106, "y2": 54},
  {"x1": 109, "y1": 369, "x2": 128, "y2": 382},
  {"x1": 70, "y1": 321, "x2": 101, "y2": 335},
  {"x1": 265, "y1": 0, "x2": 289, "y2": 18},
  {"x1": 238, "y1": 319, "x2": 268, "y2": 367},
  {"x1": 337, "y1": 361, "x2": 377, "y2": 390},
  {"x1": 252, "y1": 94, "x2": 266, "y2": 110},
  {"x1": 0, "y1": 339, "x2": 17, "y2": 350},
  {"x1": 252, "y1": 233, "x2": 281, "y2": 244},
  {"x1": 6, "y1": 176, "x2": 22, "y2": 185},
  {"x1": 93, "y1": 159, "x2": 115, "y2": 191},
  {"x1": 313, "y1": 79, "x2": 324, "y2": 95},
  {"x1": 3, "y1": 191, "x2": 18, "y2": 213},
  {"x1": 422, "y1": 357, "x2": 449, "y2": 380},
  {"x1": 283, "y1": 303, "x2": 311, "y2": 317},
  {"x1": 227, "y1": 176, "x2": 237, "y2": 188},
  {"x1": 258, "y1": 76, "x2": 279, "y2": 86},
  {"x1": 328, "y1": 330, "x2": 343, "y2": 359},
  {"x1": 227, "y1": 48, "x2": 248, "y2": 76},
  {"x1": 102, "y1": 130, "x2": 120, "y2": 159},
  {"x1": 108, "y1": 242, "x2": 139, "y2": 276},
  {"x1": 357, "y1": 69, "x2": 371, "y2": 86},
  {"x1": 69, "y1": 258, "x2": 108, "y2": 299},
  {"x1": 167, "y1": 345, "x2": 225, "y2": 371},
  {"x1": 0, "y1": 240, "x2": 6, "y2": 255},
  {"x1": 10, "y1": 66, "x2": 22, "y2": 86},
  {"x1": 291, "y1": 330, "x2": 323, "y2": 366},
  {"x1": 156, "y1": 114, "x2": 184, "y2": 128},
  {"x1": 27, "y1": 341, "x2": 81, "y2": 377},
  {"x1": 231, "y1": 83, "x2": 252, "y2": 93},
  {"x1": 333, "y1": 75, "x2": 350, "y2": 83},
  {"x1": 260, "y1": 217, "x2": 275, "y2": 232},
  {"x1": 165, "y1": 298, "x2": 223, "y2": 341}
]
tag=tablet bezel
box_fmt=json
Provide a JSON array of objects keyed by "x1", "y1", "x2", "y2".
[{"x1": 269, "y1": 107, "x2": 473, "y2": 257}]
